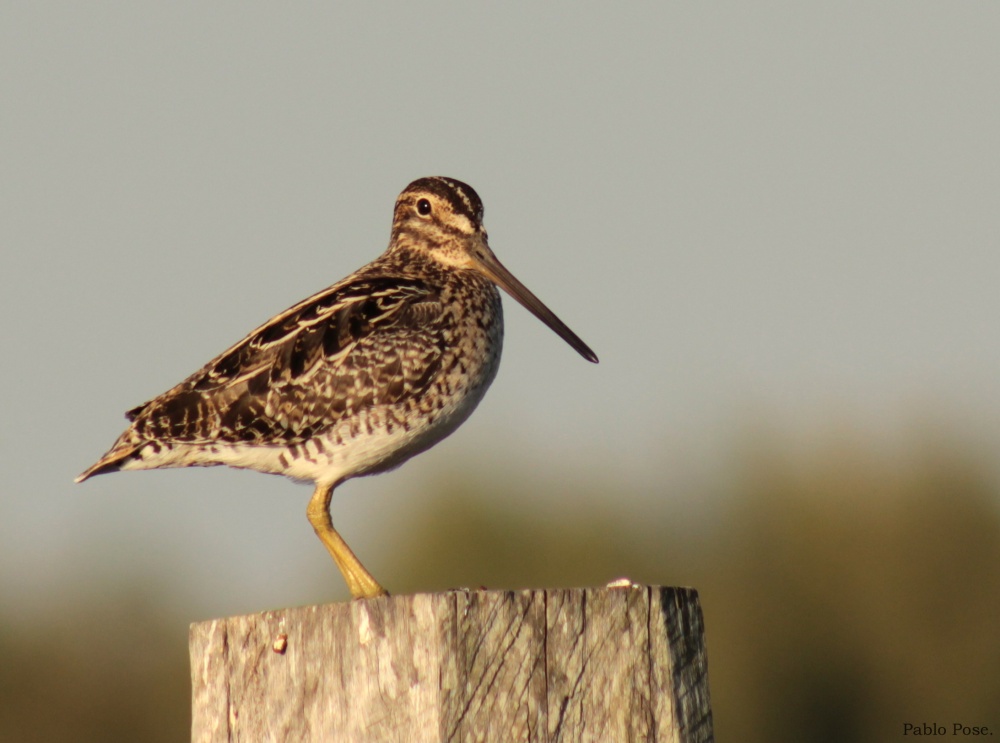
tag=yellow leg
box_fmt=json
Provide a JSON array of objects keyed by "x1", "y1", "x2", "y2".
[{"x1": 306, "y1": 483, "x2": 388, "y2": 599}]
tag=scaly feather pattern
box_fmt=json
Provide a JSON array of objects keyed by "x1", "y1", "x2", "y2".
[{"x1": 130, "y1": 275, "x2": 447, "y2": 444}]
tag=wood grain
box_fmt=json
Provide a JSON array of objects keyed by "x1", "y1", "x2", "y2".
[{"x1": 190, "y1": 586, "x2": 713, "y2": 742}]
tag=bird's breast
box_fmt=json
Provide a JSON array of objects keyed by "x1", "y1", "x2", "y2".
[{"x1": 302, "y1": 278, "x2": 505, "y2": 484}]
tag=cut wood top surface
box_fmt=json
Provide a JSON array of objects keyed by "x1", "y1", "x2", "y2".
[{"x1": 190, "y1": 585, "x2": 713, "y2": 743}]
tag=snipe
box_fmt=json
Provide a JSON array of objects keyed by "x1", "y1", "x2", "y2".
[{"x1": 77, "y1": 177, "x2": 598, "y2": 598}]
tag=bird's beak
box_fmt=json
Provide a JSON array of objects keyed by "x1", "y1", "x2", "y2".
[{"x1": 470, "y1": 239, "x2": 598, "y2": 364}]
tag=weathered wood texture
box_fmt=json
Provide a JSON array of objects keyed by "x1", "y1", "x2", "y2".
[{"x1": 190, "y1": 586, "x2": 713, "y2": 742}]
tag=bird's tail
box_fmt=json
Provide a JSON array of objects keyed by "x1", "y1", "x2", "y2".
[{"x1": 75, "y1": 443, "x2": 141, "y2": 483}]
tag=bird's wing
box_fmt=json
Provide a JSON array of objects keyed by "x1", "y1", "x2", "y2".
[{"x1": 126, "y1": 275, "x2": 447, "y2": 444}]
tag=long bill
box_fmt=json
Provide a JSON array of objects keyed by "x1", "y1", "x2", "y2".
[{"x1": 470, "y1": 241, "x2": 599, "y2": 364}]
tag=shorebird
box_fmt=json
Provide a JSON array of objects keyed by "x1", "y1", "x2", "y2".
[{"x1": 77, "y1": 177, "x2": 598, "y2": 598}]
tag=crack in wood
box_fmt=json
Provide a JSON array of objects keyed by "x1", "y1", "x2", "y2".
[{"x1": 189, "y1": 587, "x2": 713, "y2": 743}]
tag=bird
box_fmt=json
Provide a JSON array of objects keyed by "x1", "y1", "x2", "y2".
[{"x1": 76, "y1": 176, "x2": 598, "y2": 599}]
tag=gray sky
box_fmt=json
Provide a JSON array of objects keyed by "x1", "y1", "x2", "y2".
[{"x1": 2, "y1": 3, "x2": 998, "y2": 617}]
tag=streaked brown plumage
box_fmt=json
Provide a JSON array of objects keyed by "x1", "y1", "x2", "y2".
[{"x1": 77, "y1": 176, "x2": 598, "y2": 598}]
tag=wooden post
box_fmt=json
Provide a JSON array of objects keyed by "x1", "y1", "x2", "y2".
[{"x1": 189, "y1": 585, "x2": 713, "y2": 742}]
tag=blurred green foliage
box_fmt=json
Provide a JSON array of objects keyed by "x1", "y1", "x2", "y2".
[
  {"x1": 0, "y1": 588, "x2": 189, "y2": 743},
  {"x1": 2, "y1": 426, "x2": 998, "y2": 742}
]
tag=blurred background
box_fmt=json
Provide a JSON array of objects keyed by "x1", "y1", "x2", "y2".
[{"x1": 2, "y1": 4, "x2": 998, "y2": 741}]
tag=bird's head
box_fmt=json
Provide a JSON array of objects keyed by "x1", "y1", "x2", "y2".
[{"x1": 391, "y1": 176, "x2": 598, "y2": 364}]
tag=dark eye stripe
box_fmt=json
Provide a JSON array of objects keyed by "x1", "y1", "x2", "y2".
[{"x1": 402, "y1": 177, "x2": 484, "y2": 225}]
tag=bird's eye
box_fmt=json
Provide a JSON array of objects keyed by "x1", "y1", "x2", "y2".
[{"x1": 416, "y1": 198, "x2": 432, "y2": 216}]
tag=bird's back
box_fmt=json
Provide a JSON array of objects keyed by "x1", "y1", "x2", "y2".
[{"x1": 77, "y1": 251, "x2": 504, "y2": 486}]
